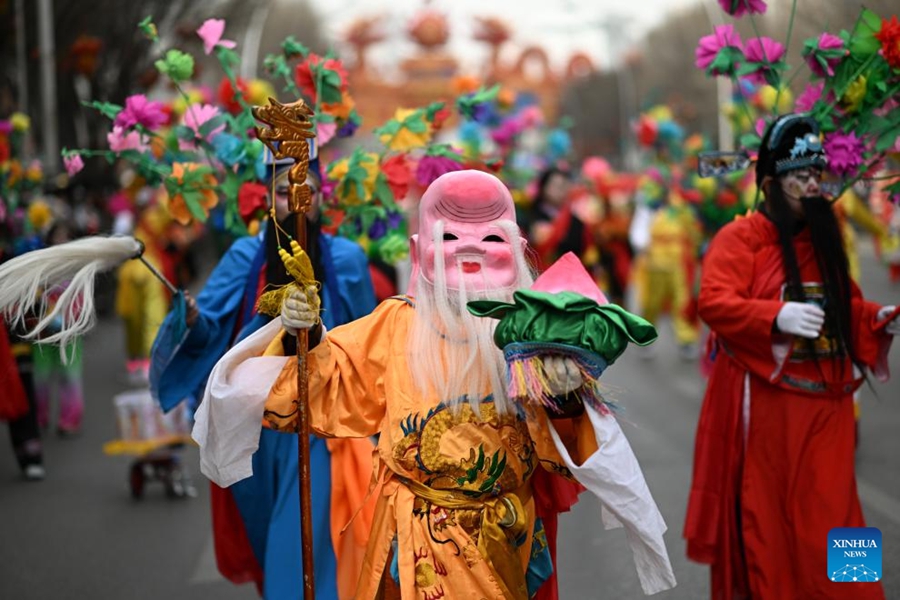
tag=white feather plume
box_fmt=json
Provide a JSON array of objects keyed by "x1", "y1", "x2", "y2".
[{"x1": 0, "y1": 235, "x2": 142, "y2": 360}]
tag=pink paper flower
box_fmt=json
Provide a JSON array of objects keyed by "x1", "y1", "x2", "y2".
[
  {"x1": 182, "y1": 103, "x2": 225, "y2": 141},
  {"x1": 795, "y1": 81, "x2": 824, "y2": 112},
  {"x1": 718, "y1": 0, "x2": 767, "y2": 17},
  {"x1": 114, "y1": 94, "x2": 167, "y2": 131},
  {"x1": 196, "y1": 19, "x2": 236, "y2": 56},
  {"x1": 804, "y1": 33, "x2": 845, "y2": 77},
  {"x1": 824, "y1": 132, "x2": 865, "y2": 178},
  {"x1": 317, "y1": 121, "x2": 337, "y2": 146},
  {"x1": 754, "y1": 118, "x2": 768, "y2": 137},
  {"x1": 107, "y1": 126, "x2": 147, "y2": 152},
  {"x1": 64, "y1": 153, "x2": 84, "y2": 176},
  {"x1": 695, "y1": 25, "x2": 743, "y2": 75},
  {"x1": 744, "y1": 37, "x2": 785, "y2": 85}
]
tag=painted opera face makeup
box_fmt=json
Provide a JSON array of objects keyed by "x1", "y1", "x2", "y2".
[
  {"x1": 780, "y1": 167, "x2": 822, "y2": 216},
  {"x1": 411, "y1": 171, "x2": 522, "y2": 293}
]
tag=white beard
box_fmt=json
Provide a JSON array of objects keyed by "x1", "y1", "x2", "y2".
[{"x1": 407, "y1": 220, "x2": 534, "y2": 416}]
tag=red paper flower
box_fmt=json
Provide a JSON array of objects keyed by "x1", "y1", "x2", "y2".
[
  {"x1": 381, "y1": 154, "x2": 411, "y2": 201},
  {"x1": 876, "y1": 16, "x2": 900, "y2": 71},
  {"x1": 218, "y1": 77, "x2": 248, "y2": 115},
  {"x1": 294, "y1": 54, "x2": 349, "y2": 102},
  {"x1": 238, "y1": 182, "x2": 268, "y2": 224},
  {"x1": 430, "y1": 105, "x2": 452, "y2": 132}
]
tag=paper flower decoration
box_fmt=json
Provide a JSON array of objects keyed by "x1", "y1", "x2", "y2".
[
  {"x1": 802, "y1": 33, "x2": 847, "y2": 78},
  {"x1": 742, "y1": 37, "x2": 785, "y2": 85},
  {"x1": 107, "y1": 126, "x2": 147, "y2": 152},
  {"x1": 823, "y1": 132, "x2": 865, "y2": 178},
  {"x1": 165, "y1": 162, "x2": 218, "y2": 225},
  {"x1": 196, "y1": 19, "x2": 236, "y2": 56},
  {"x1": 294, "y1": 54, "x2": 348, "y2": 104},
  {"x1": 327, "y1": 149, "x2": 380, "y2": 206},
  {"x1": 155, "y1": 49, "x2": 195, "y2": 83},
  {"x1": 182, "y1": 103, "x2": 225, "y2": 142},
  {"x1": 875, "y1": 16, "x2": 900, "y2": 70},
  {"x1": 10, "y1": 113, "x2": 30, "y2": 132},
  {"x1": 63, "y1": 153, "x2": 84, "y2": 177},
  {"x1": 718, "y1": 0, "x2": 767, "y2": 18},
  {"x1": 376, "y1": 108, "x2": 432, "y2": 151},
  {"x1": 695, "y1": 25, "x2": 744, "y2": 77},
  {"x1": 795, "y1": 81, "x2": 824, "y2": 112},
  {"x1": 415, "y1": 151, "x2": 464, "y2": 188},
  {"x1": 380, "y1": 154, "x2": 411, "y2": 201},
  {"x1": 114, "y1": 94, "x2": 167, "y2": 131},
  {"x1": 238, "y1": 181, "x2": 268, "y2": 224}
]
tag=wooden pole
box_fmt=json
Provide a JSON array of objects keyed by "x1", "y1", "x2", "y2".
[
  {"x1": 252, "y1": 97, "x2": 317, "y2": 599},
  {"x1": 293, "y1": 203, "x2": 316, "y2": 599}
]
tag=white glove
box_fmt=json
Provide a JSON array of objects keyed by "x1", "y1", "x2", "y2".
[
  {"x1": 280, "y1": 285, "x2": 319, "y2": 336},
  {"x1": 877, "y1": 305, "x2": 900, "y2": 336},
  {"x1": 542, "y1": 356, "x2": 584, "y2": 396},
  {"x1": 776, "y1": 302, "x2": 825, "y2": 339}
]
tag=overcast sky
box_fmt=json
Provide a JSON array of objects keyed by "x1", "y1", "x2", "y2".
[{"x1": 315, "y1": 0, "x2": 699, "y2": 78}]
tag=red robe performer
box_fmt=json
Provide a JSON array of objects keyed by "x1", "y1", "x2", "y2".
[{"x1": 685, "y1": 115, "x2": 898, "y2": 600}]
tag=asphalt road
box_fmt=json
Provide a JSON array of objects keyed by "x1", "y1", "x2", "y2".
[{"x1": 1, "y1": 240, "x2": 897, "y2": 599}]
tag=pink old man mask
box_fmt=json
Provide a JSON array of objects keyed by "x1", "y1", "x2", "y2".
[{"x1": 410, "y1": 170, "x2": 523, "y2": 292}]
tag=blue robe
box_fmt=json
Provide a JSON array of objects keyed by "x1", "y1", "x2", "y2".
[{"x1": 150, "y1": 232, "x2": 376, "y2": 599}]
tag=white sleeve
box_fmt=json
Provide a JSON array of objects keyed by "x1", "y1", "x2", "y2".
[
  {"x1": 547, "y1": 405, "x2": 677, "y2": 595},
  {"x1": 192, "y1": 318, "x2": 289, "y2": 487},
  {"x1": 629, "y1": 203, "x2": 654, "y2": 252}
]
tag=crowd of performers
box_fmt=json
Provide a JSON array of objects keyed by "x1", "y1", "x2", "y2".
[{"x1": 3, "y1": 5, "x2": 900, "y2": 600}]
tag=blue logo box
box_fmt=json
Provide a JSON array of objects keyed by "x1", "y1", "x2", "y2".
[{"x1": 828, "y1": 527, "x2": 882, "y2": 583}]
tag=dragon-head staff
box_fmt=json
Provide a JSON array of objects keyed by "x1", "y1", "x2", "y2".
[{"x1": 252, "y1": 97, "x2": 317, "y2": 213}]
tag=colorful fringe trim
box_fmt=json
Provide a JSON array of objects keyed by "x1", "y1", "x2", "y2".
[{"x1": 502, "y1": 342, "x2": 618, "y2": 415}]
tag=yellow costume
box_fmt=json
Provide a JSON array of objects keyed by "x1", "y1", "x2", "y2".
[
  {"x1": 635, "y1": 203, "x2": 702, "y2": 346},
  {"x1": 263, "y1": 297, "x2": 673, "y2": 599}
]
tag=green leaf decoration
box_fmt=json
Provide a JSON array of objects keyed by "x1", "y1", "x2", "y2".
[
  {"x1": 155, "y1": 49, "x2": 195, "y2": 82},
  {"x1": 281, "y1": 36, "x2": 309, "y2": 59},
  {"x1": 82, "y1": 100, "x2": 122, "y2": 120},
  {"x1": 138, "y1": 16, "x2": 158, "y2": 43},
  {"x1": 198, "y1": 114, "x2": 228, "y2": 138},
  {"x1": 848, "y1": 9, "x2": 882, "y2": 58},
  {"x1": 215, "y1": 46, "x2": 240, "y2": 70},
  {"x1": 373, "y1": 173, "x2": 395, "y2": 207},
  {"x1": 456, "y1": 85, "x2": 500, "y2": 120}
]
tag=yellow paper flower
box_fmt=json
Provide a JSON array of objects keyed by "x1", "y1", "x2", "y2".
[
  {"x1": 28, "y1": 199, "x2": 53, "y2": 230},
  {"x1": 841, "y1": 76, "x2": 866, "y2": 114},
  {"x1": 647, "y1": 105, "x2": 673, "y2": 123},
  {"x1": 756, "y1": 85, "x2": 793, "y2": 113},
  {"x1": 10, "y1": 112, "x2": 30, "y2": 132},
  {"x1": 327, "y1": 153, "x2": 380, "y2": 206},
  {"x1": 379, "y1": 108, "x2": 432, "y2": 152},
  {"x1": 247, "y1": 79, "x2": 276, "y2": 106}
]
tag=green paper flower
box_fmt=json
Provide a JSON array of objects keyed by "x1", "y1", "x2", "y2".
[{"x1": 155, "y1": 49, "x2": 195, "y2": 82}]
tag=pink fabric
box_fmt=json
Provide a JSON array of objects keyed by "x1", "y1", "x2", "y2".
[{"x1": 531, "y1": 252, "x2": 608, "y2": 304}]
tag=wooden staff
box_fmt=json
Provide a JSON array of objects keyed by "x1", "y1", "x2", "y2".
[{"x1": 252, "y1": 97, "x2": 317, "y2": 599}]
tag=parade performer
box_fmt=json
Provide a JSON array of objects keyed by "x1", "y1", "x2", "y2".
[
  {"x1": 150, "y1": 153, "x2": 377, "y2": 598},
  {"x1": 197, "y1": 170, "x2": 677, "y2": 598},
  {"x1": 629, "y1": 167, "x2": 703, "y2": 358},
  {"x1": 31, "y1": 221, "x2": 86, "y2": 435},
  {"x1": 684, "y1": 114, "x2": 899, "y2": 600}
]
